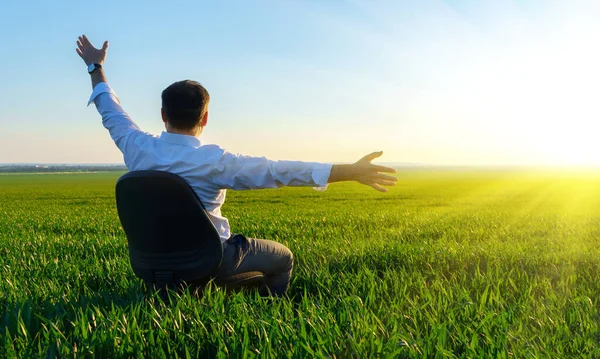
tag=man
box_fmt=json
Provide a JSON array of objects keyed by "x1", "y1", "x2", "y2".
[{"x1": 76, "y1": 35, "x2": 397, "y2": 296}]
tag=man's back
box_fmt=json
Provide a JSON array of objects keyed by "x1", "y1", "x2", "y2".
[{"x1": 125, "y1": 131, "x2": 232, "y2": 241}]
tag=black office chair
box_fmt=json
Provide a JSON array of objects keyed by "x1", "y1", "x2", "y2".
[{"x1": 115, "y1": 170, "x2": 265, "y2": 300}]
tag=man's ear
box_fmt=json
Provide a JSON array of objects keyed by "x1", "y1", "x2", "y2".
[
  {"x1": 200, "y1": 112, "x2": 208, "y2": 127},
  {"x1": 161, "y1": 107, "x2": 167, "y2": 124}
]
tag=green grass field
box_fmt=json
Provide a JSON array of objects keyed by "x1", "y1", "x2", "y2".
[{"x1": 1, "y1": 170, "x2": 599, "y2": 358}]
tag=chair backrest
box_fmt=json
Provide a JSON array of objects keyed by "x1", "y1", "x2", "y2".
[{"x1": 115, "y1": 170, "x2": 223, "y2": 289}]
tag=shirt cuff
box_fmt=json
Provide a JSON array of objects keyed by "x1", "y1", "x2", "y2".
[
  {"x1": 87, "y1": 82, "x2": 119, "y2": 106},
  {"x1": 312, "y1": 163, "x2": 333, "y2": 191}
]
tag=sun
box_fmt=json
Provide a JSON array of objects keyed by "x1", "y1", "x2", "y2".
[{"x1": 468, "y1": 35, "x2": 600, "y2": 167}]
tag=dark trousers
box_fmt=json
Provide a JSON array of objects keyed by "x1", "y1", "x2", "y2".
[{"x1": 217, "y1": 234, "x2": 294, "y2": 296}]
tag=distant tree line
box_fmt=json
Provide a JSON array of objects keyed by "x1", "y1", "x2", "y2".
[{"x1": 0, "y1": 165, "x2": 127, "y2": 173}]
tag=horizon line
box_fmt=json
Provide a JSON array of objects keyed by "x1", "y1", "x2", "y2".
[{"x1": 2, "y1": 162, "x2": 600, "y2": 169}]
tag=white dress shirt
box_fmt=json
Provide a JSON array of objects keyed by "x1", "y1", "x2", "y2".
[{"x1": 89, "y1": 82, "x2": 332, "y2": 242}]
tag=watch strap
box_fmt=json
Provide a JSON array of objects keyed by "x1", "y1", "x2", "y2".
[{"x1": 88, "y1": 63, "x2": 102, "y2": 74}]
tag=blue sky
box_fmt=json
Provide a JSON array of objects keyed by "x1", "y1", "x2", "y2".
[{"x1": 1, "y1": 0, "x2": 599, "y2": 165}]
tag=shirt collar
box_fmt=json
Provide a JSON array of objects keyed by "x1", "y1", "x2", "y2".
[{"x1": 159, "y1": 131, "x2": 202, "y2": 147}]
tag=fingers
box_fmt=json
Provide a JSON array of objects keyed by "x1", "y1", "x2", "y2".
[
  {"x1": 81, "y1": 34, "x2": 93, "y2": 47},
  {"x1": 360, "y1": 151, "x2": 383, "y2": 163},
  {"x1": 102, "y1": 41, "x2": 109, "y2": 51},
  {"x1": 372, "y1": 165, "x2": 396, "y2": 173},
  {"x1": 375, "y1": 179, "x2": 396, "y2": 186},
  {"x1": 372, "y1": 173, "x2": 397, "y2": 181},
  {"x1": 369, "y1": 183, "x2": 387, "y2": 192},
  {"x1": 367, "y1": 179, "x2": 394, "y2": 192},
  {"x1": 76, "y1": 38, "x2": 85, "y2": 58},
  {"x1": 359, "y1": 175, "x2": 397, "y2": 190},
  {"x1": 365, "y1": 176, "x2": 396, "y2": 187}
]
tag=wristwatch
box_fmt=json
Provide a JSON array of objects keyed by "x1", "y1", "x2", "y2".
[{"x1": 87, "y1": 63, "x2": 102, "y2": 74}]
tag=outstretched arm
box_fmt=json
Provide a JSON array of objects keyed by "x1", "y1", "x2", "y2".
[
  {"x1": 328, "y1": 151, "x2": 397, "y2": 192},
  {"x1": 212, "y1": 150, "x2": 397, "y2": 193},
  {"x1": 76, "y1": 35, "x2": 143, "y2": 165}
]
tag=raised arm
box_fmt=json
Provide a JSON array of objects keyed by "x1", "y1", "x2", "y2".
[{"x1": 76, "y1": 35, "x2": 143, "y2": 163}]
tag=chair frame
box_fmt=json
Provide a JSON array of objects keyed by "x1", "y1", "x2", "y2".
[{"x1": 115, "y1": 170, "x2": 264, "y2": 299}]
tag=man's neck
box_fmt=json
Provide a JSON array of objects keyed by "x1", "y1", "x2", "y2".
[{"x1": 166, "y1": 126, "x2": 202, "y2": 137}]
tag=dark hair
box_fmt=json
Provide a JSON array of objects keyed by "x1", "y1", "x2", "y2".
[{"x1": 161, "y1": 80, "x2": 210, "y2": 130}]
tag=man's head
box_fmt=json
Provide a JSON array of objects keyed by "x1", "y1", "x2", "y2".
[{"x1": 161, "y1": 80, "x2": 210, "y2": 135}]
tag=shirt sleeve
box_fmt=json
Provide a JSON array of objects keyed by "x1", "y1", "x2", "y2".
[
  {"x1": 87, "y1": 82, "x2": 142, "y2": 160},
  {"x1": 210, "y1": 151, "x2": 333, "y2": 190}
]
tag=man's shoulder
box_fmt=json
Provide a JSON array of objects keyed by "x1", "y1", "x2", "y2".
[
  {"x1": 128, "y1": 130, "x2": 158, "y2": 144},
  {"x1": 200, "y1": 143, "x2": 224, "y2": 151},
  {"x1": 196, "y1": 143, "x2": 228, "y2": 163}
]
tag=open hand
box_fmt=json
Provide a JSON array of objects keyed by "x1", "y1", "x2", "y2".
[
  {"x1": 76, "y1": 35, "x2": 109, "y2": 66},
  {"x1": 328, "y1": 151, "x2": 398, "y2": 192},
  {"x1": 351, "y1": 151, "x2": 398, "y2": 192}
]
